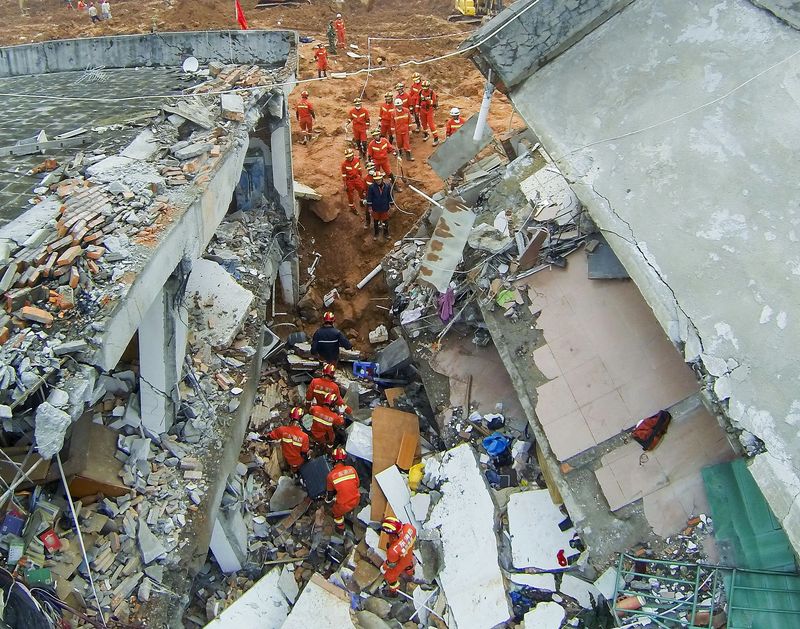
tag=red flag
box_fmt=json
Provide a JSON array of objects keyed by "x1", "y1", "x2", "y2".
[{"x1": 235, "y1": 0, "x2": 248, "y2": 30}]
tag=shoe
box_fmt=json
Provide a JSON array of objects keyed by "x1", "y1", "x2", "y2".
[
  {"x1": 422, "y1": 132, "x2": 429, "y2": 141},
  {"x1": 432, "y1": 138, "x2": 439, "y2": 147},
  {"x1": 406, "y1": 151, "x2": 415, "y2": 162}
]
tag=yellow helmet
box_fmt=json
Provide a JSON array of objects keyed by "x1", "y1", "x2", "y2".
[
  {"x1": 371, "y1": 128, "x2": 381, "y2": 137},
  {"x1": 421, "y1": 80, "x2": 430, "y2": 89},
  {"x1": 384, "y1": 91, "x2": 393, "y2": 102},
  {"x1": 412, "y1": 72, "x2": 421, "y2": 82},
  {"x1": 344, "y1": 148, "x2": 354, "y2": 159},
  {"x1": 353, "y1": 97, "x2": 362, "y2": 105},
  {"x1": 395, "y1": 82, "x2": 404, "y2": 91}
]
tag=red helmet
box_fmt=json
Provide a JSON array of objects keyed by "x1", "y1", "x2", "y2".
[
  {"x1": 332, "y1": 447, "x2": 347, "y2": 462},
  {"x1": 323, "y1": 311, "x2": 335, "y2": 323},
  {"x1": 322, "y1": 363, "x2": 336, "y2": 377},
  {"x1": 290, "y1": 406, "x2": 304, "y2": 420},
  {"x1": 324, "y1": 392, "x2": 338, "y2": 406},
  {"x1": 381, "y1": 516, "x2": 402, "y2": 535}
]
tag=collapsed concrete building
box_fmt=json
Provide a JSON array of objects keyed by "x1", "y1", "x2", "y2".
[
  {"x1": 459, "y1": 0, "x2": 800, "y2": 555},
  {"x1": 0, "y1": 30, "x2": 300, "y2": 623}
]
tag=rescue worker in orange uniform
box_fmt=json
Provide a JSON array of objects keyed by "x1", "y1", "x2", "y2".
[
  {"x1": 445, "y1": 107, "x2": 465, "y2": 138},
  {"x1": 348, "y1": 97, "x2": 370, "y2": 157},
  {"x1": 309, "y1": 392, "x2": 345, "y2": 448},
  {"x1": 340, "y1": 148, "x2": 367, "y2": 215},
  {"x1": 325, "y1": 447, "x2": 360, "y2": 532},
  {"x1": 306, "y1": 363, "x2": 352, "y2": 411},
  {"x1": 391, "y1": 98, "x2": 414, "y2": 162},
  {"x1": 408, "y1": 72, "x2": 423, "y2": 132},
  {"x1": 380, "y1": 516, "x2": 417, "y2": 596},
  {"x1": 394, "y1": 82, "x2": 410, "y2": 112},
  {"x1": 266, "y1": 407, "x2": 310, "y2": 472},
  {"x1": 379, "y1": 92, "x2": 395, "y2": 145},
  {"x1": 417, "y1": 80, "x2": 440, "y2": 146},
  {"x1": 294, "y1": 90, "x2": 316, "y2": 144},
  {"x1": 367, "y1": 128, "x2": 395, "y2": 180},
  {"x1": 333, "y1": 13, "x2": 346, "y2": 48},
  {"x1": 313, "y1": 43, "x2": 328, "y2": 79}
]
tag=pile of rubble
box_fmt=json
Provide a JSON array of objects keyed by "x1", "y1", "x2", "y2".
[{"x1": 0, "y1": 59, "x2": 286, "y2": 421}]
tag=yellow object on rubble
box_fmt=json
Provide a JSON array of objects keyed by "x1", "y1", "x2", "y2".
[{"x1": 408, "y1": 463, "x2": 425, "y2": 491}]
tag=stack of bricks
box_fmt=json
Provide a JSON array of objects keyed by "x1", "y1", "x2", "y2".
[
  {"x1": 192, "y1": 63, "x2": 272, "y2": 95},
  {"x1": 0, "y1": 183, "x2": 113, "y2": 344}
]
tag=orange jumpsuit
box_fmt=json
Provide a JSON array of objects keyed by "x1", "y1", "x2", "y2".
[
  {"x1": 340, "y1": 157, "x2": 367, "y2": 212},
  {"x1": 326, "y1": 463, "x2": 360, "y2": 525},
  {"x1": 348, "y1": 106, "x2": 370, "y2": 143},
  {"x1": 367, "y1": 137, "x2": 393, "y2": 176},
  {"x1": 395, "y1": 90, "x2": 410, "y2": 111},
  {"x1": 446, "y1": 115, "x2": 465, "y2": 138},
  {"x1": 409, "y1": 80, "x2": 423, "y2": 129},
  {"x1": 379, "y1": 102, "x2": 394, "y2": 139},
  {"x1": 381, "y1": 523, "x2": 417, "y2": 592},
  {"x1": 417, "y1": 88, "x2": 439, "y2": 139},
  {"x1": 314, "y1": 47, "x2": 328, "y2": 71},
  {"x1": 309, "y1": 404, "x2": 344, "y2": 445},
  {"x1": 306, "y1": 376, "x2": 352, "y2": 412},
  {"x1": 334, "y1": 18, "x2": 346, "y2": 47},
  {"x1": 267, "y1": 425, "x2": 309, "y2": 470},
  {"x1": 392, "y1": 106, "x2": 412, "y2": 152},
  {"x1": 294, "y1": 97, "x2": 315, "y2": 132}
]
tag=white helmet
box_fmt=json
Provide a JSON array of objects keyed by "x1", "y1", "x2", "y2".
[
  {"x1": 450, "y1": 107, "x2": 461, "y2": 117},
  {"x1": 394, "y1": 98, "x2": 403, "y2": 107},
  {"x1": 336, "y1": 13, "x2": 342, "y2": 17}
]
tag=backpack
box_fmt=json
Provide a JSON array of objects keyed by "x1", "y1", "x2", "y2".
[{"x1": 631, "y1": 410, "x2": 672, "y2": 451}]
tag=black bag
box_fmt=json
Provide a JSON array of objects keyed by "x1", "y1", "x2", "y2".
[
  {"x1": 631, "y1": 410, "x2": 671, "y2": 451},
  {"x1": 299, "y1": 456, "x2": 332, "y2": 498}
]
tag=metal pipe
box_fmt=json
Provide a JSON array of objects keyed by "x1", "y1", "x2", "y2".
[
  {"x1": 357, "y1": 263, "x2": 382, "y2": 290},
  {"x1": 473, "y1": 69, "x2": 494, "y2": 142},
  {"x1": 407, "y1": 184, "x2": 444, "y2": 209}
]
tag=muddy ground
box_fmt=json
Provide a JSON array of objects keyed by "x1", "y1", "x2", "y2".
[{"x1": 3, "y1": 0, "x2": 519, "y2": 343}]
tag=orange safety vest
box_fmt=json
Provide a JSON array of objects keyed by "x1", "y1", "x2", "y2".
[
  {"x1": 326, "y1": 463, "x2": 360, "y2": 506},
  {"x1": 379, "y1": 103, "x2": 394, "y2": 123},
  {"x1": 295, "y1": 98, "x2": 314, "y2": 120},
  {"x1": 392, "y1": 107, "x2": 411, "y2": 133}
]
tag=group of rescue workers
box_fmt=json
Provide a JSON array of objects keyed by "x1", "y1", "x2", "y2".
[
  {"x1": 295, "y1": 44, "x2": 467, "y2": 240},
  {"x1": 266, "y1": 311, "x2": 416, "y2": 597}
]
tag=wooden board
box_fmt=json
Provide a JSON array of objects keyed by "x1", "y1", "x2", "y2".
[
  {"x1": 370, "y1": 407, "x2": 420, "y2": 520},
  {"x1": 396, "y1": 432, "x2": 417, "y2": 471}
]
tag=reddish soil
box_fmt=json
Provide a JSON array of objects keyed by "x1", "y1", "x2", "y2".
[{"x1": 1, "y1": 0, "x2": 521, "y2": 344}]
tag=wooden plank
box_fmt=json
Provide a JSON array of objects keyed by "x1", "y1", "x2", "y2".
[
  {"x1": 396, "y1": 432, "x2": 417, "y2": 471},
  {"x1": 370, "y1": 407, "x2": 419, "y2": 520}
]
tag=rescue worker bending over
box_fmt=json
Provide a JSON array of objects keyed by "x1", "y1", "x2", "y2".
[
  {"x1": 445, "y1": 107, "x2": 465, "y2": 138},
  {"x1": 266, "y1": 407, "x2": 310, "y2": 473},
  {"x1": 306, "y1": 363, "x2": 352, "y2": 412},
  {"x1": 380, "y1": 516, "x2": 417, "y2": 597},
  {"x1": 325, "y1": 447, "x2": 360, "y2": 532},
  {"x1": 309, "y1": 392, "x2": 345, "y2": 448}
]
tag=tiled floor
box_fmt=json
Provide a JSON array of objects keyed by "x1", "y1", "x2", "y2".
[
  {"x1": 596, "y1": 404, "x2": 736, "y2": 535},
  {"x1": 522, "y1": 256, "x2": 699, "y2": 461}
]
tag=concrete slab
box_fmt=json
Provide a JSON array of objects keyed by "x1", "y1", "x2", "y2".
[
  {"x1": 278, "y1": 566, "x2": 299, "y2": 604},
  {"x1": 345, "y1": 422, "x2": 373, "y2": 462},
  {"x1": 523, "y1": 601, "x2": 565, "y2": 629},
  {"x1": 506, "y1": 0, "x2": 800, "y2": 552},
  {"x1": 281, "y1": 573, "x2": 355, "y2": 629},
  {"x1": 507, "y1": 489, "x2": 575, "y2": 571},
  {"x1": 426, "y1": 114, "x2": 494, "y2": 180},
  {"x1": 509, "y1": 572, "x2": 556, "y2": 591},
  {"x1": 425, "y1": 445, "x2": 511, "y2": 628},
  {"x1": 210, "y1": 517, "x2": 243, "y2": 574},
  {"x1": 293, "y1": 180, "x2": 322, "y2": 201},
  {"x1": 418, "y1": 198, "x2": 476, "y2": 293},
  {"x1": 375, "y1": 465, "x2": 418, "y2": 527},
  {"x1": 204, "y1": 568, "x2": 289, "y2": 628},
  {"x1": 519, "y1": 164, "x2": 579, "y2": 226},
  {"x1": 559, "y1": 574, "x2": 600, "y2": 609},
  {"x1": 270, "y1": 476, "x2": 307, "y2": 511},
  {"x1": 185, "y1": 258, "x2": 254, "y2": 349}
]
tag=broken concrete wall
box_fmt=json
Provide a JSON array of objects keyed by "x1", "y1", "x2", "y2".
[
  {"x1": 749, "y1": 0, "x2": 800, "y2": 28},
  {"x1": 0, "y1": 30, "x2": 296, "y2": 77},
  {"x1": 460, "y1": 0, "x2": 634, "y2": 90},
  {"x1": 494, "y1": 0, "x2": 800, "y2": 553}
]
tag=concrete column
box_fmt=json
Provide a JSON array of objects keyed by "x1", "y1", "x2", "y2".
[{"x1": 138, "y1": 273, "x2": 187, "y2": 433}]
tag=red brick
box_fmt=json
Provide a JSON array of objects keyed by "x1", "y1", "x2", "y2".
[
  {"x1": 57, "y1": 246, "x2": 83, "y2": 266},
  {"x1": 20, "y1": 306, "x2": 53, "y2": 326}
]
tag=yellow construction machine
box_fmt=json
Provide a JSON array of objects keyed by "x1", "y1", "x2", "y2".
[{"x1": 450, "y1": 0, "x2": 504, "y2": 22}]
